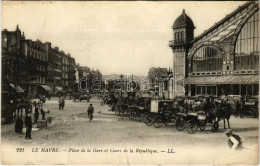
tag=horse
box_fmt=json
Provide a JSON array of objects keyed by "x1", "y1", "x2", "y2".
[{"x1": 213, "y1": 102, "x2": 231, "y2": 129}]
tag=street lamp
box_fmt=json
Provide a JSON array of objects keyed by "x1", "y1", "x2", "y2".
[
  {"x1": 120, "y1": 74, "x2": 123, "y2": 100},
  {"x1": 86, "y1": 73, "x2": 90, "y2": 93}
]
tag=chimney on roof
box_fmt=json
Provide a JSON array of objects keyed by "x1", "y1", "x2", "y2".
[
  {"x1": 21, "y1": 32, "x2": 25, "y2": 40},
  {"x1": 16, "y1": 25, "x2": 20, "y2": 31},
  {"x1": 54, "y1": 47, "x2": 59, "y2": 51}
]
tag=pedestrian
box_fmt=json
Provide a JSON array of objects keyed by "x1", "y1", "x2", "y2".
[
  {"x1": 61, "y1": 97, "x2": 65, "y2": 110},
  {"x1": 59, "y1": 98, "x2": 62, "y2": 110},
  {"x1": 87, "y1": 104, "x2": 94, "y2": 122},
  {"x1": 34, "y1": 106, "x2": 39, "y2": 124},
  {"x1": 25, "y1": 111, "x2": 32, "y2": 139},
  {"x1": 226, "y1": 129, "x2": 244, "y2": 151},
  {"x1": 15, "y1": 116, "x2": 23, "y2": 134}
]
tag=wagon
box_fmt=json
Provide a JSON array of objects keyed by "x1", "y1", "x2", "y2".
[
  {"x1": 175, "y1": 111, "x2": 219, "y2": 134},
  {"x1": 128, "y1": 105, "x2": 148, "y2": 122},
  {"x1": 175, "y1": 112, "x2": 207, "y2": 134},
  {"x1": 143, "y1": 99, "x2": 176, "y2": 127}
]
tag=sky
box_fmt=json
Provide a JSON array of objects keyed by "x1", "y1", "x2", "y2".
[{"x1": 2, "y1": 1, "x2": 246, "y2": 76}]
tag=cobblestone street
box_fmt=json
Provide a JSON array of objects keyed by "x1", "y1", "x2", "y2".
[{"x1": 1, "y1": 97, "x2": 259, "y2": 164}]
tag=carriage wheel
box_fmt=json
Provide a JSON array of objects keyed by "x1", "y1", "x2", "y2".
[
  {"x1": 145, "y1": 116, "x2": 154, "y2": 126},
  {"x1": 186, "y1": 119, "x2": 198, "y2": 134},
  {"x1": 136, "y1": 113, "x2": 142, "y2": 122},
  {"x1": 123, "y1": 110, "x2": 129, "y2": 117},
  {"x1": 129, "y1": 111, "x2": 135, "y2": 120},
  {"x1": 119, "y1": 110, "x2": 124, "y2": 117},
  {"x1": 128, "y1": 110, "x2": 133, "y2": 119},
  {"x1": 199, "y1": 121, "x2": 206, "y2": 131},
  {"x1": 176, "y1": 119, "x2": 185, "y2": 131},
  {"x1": 142, "y1": 113, "x2": 149, "y2": 122},
  {"x1": 165, "y1": 116, "x2": 176, "y2": 126},
  {"x1": 153, "y1": 116, "x2": 163, "y2": 128}
]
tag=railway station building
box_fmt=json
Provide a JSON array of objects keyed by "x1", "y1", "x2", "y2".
[{"x1": 169, "y1": 1, "x2": 259, "y2": 98}]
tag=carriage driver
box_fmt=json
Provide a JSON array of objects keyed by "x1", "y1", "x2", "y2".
[{"x1": 203, "y1": 97, "x2": 214, "y2": 122}]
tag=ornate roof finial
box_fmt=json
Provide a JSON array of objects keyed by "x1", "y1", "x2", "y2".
[
  {"x1": 16, "y1": 24, "x2": 20, "y2": 31},
  {"x1": 182, "y1": 9, "x2": 185, "y2": 13}
]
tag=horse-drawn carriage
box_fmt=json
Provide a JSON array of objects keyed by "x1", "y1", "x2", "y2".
[
  {"x1": 143, "y1": 100, "x2": 176, "y2": 128},
  {"x1": 175, "y1": 112, "x2": 219, "y2": 134},
  {"x1": 73, "y1": 93, "x2": 91, "y2": 102},
  {"x1": 128, "y1": 105, "x2": 149, "y2": 122}
]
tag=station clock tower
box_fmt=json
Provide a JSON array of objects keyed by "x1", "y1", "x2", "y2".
[{"x1": 169, "y1": 9, "x2": 195, "y2": 97}]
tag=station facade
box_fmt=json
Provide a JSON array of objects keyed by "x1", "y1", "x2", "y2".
[{"x1": 169, "y1": 1, "x2": 259, "y2": 98}]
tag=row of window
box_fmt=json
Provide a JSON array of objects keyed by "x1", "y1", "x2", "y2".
[
  {"x1": 62, "y1": 66, "x2": 69, "y2": 72},
  {"x1": 36, "y1": 65, "x2": 46, "y2": 72},
  {"x1": 28, "y1": 50, "x2": 48, "y2": 62},
  {"x1": 192, "y1": 84, "x2": 258, "y2": 96},
  {"x1": 31, "y1": 76, "x2": 46, "y2": 84},
  {"x1": 62, "y1": 58, "x2": 69, "y2": 65},
  {"x1": 174, "y1": 31, "x2": 185, "y2": 42},
  {"x1": 192, "y1": 47, "x2": 222, "y2": 72},
  {"x1": 30, "y1": 42, "x2": 45, "y2": 51},
  {"x1": 191, "y1": 11, "x2": 259, "y2": 73},
  {"x1": 62, "y1": 80, "x2": 69, "y2": 86},
  {"x1": 63, "y1": 73, "x2": 68, "y2": 79},
  {"x1": 235, "y1": 12, "x2": 259, "y2": 71}
]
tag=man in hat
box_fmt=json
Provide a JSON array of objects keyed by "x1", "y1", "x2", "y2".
[
  {"x1": 226, "y1": 129, "x2": 244, "y2": 151},
  {"x1": 87, "y1": 104, "x2": 94, "y2": 122},
  {"x1": 25, "y1": 111, "x2": 32, "y2": 139}
]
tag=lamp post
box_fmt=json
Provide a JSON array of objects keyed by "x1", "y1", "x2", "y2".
[
  {"x1": 86, "y1": 73, "x2": 90, "y2": 94},
  {"x1": 120, "y1": 74, "x2": 123, "y2": 100}
]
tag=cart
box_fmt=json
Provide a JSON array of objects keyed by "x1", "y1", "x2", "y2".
[
  {"x1": 175, "y1": 111, "x2": 219, "y2": 134},
  {"x1": 175, "y1": 112, "x2": 206, "y2": 134},
  {"x1": 143, "y1": 99, "x2": 176, "y2": 127}
]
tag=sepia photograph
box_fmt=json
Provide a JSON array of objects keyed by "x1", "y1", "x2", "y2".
[{"x1": 1, "y1": 1, "x2": 259, "y2": 165}]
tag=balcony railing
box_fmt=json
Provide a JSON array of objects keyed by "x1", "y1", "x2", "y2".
[
  {"x1": 54, "y1": 69, "x2": 61, "y2": 72},
  {"x1": 169, "y1": 39, "x2": 187, "y2": 46}
]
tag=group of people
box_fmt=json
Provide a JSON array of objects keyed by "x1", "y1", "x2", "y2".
[{"x1": 14, "y1": 96, "x2": 48, "y2": 140}]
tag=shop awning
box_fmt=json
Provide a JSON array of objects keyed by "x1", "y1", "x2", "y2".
[
  {"x1": 40, "y1": 85, "x2": 52, "y2": 92},
  {"x1": 9, "y1": 83, "x2": 24, "y2": 93},
  {"x1": 55, "y1": 86, "x2": 63, "y2": 91},
  {"x1": 179, "y1": 75, "x2": 259, "y2": 85}
]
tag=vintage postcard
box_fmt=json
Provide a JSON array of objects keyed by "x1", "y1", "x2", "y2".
[{"x1": 1, "y1": 1, "x2": 259, "y2": 165}]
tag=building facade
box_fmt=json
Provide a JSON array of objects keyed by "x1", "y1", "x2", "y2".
[
  {"x1": 47, "y1": 46, "x2": 63, "y2": 94},
  {"x1": 68, "y1": 55, "x2": 76, "y2": 93},
  {"x1": 24, "y1": 39, "x2": 49, "y2": 97},
  {"x1": 2, "y1": 25, "x2": 76, "y2": 97},
  {"x1": 2, "y1": 26, "x2": 30, "y2": 94},
  {"x1": 148, "y1": 67, "x2": 174, "y2": 99},
  {"x1": 169, "y1": 1, "x2": 259, "y2": 98}
]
